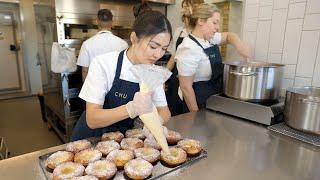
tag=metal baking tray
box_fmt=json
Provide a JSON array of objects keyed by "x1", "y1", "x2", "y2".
[{"x1": 39, "y1": 139, "x2": 207, "y2": 179}]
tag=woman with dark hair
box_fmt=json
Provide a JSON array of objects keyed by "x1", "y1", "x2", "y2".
[{"x1": 71, "y1": 10, "x2": 172, "y2": 141}]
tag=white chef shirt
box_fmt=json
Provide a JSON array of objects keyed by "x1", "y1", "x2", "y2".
[
  {"x1": 176, "y1": 33, "x2": 222, "y2": 82},
  {"x1": 79, "y1": 50, "x2": 168, "y2": 107},
  {"x1": 77, "y1": 31, "x2": 128, "y2": 67}
]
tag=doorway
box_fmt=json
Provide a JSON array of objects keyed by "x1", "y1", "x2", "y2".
[
  {"x1": 0, "y1": 12, "x2": 21, "y2": 92},
  {"x1": 0, "y1": 3, "x2": 29, "y2": 99}
]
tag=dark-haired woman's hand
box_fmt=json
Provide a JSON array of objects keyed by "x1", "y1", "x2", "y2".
[{"x1": 126, "y1": 92, "x2": 153, "y2": 118}]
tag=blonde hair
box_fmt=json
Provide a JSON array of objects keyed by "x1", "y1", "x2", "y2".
[
  {"x1": 187, "y1": 3, "x2": 221, "y2": 29},
  {"x1": 181, "y1": 0, "x2": 204, "y2": 26}
]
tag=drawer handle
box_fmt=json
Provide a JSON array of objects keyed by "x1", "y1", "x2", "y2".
[{"x1": 229, "y1": 71, "x2": 257, "y2": 76}]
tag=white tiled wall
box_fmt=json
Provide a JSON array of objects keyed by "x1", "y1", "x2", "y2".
[
  {"x1": 303, "y1": 14, "x2": 320, "y2": 30},
  {"x1": 282, "y1": 19, "x2": 303, "y2": 64},
  {"x1": 296, "y1": 31, "x2": 320, "y2": 77},
  {"x1": 259, "y1": 6, "x2": 273, "y2": 20},
  {"x1": 288, "y1": 2, "x2": 306, "y2": 19},
  {"x1": 312, "y1": 44, "x2": 320, "y2": 86},
  {"x1": 307, "y1": 0, "x2": 320, "y2": 14},
  {"x1": 255, "y1": 20, "x2": 271, "y2": 60},
  {"x1": 242, "y1": 0, "x2": 320, "y2": 89},
  {"x1": 269, "y1": 9, "x2": 287, "y2": 54},
  {"x1": 274, "y1": 0, "x2": 290, "y2": 9}
]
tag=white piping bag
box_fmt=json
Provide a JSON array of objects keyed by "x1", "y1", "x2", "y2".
[{"x1": 130, "y1": 64, "x2": 172, "y2": 154}]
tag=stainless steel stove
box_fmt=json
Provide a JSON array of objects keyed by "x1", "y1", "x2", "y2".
[{"x1": 206, "y1": 94, "x2": 285, "y2": 125}]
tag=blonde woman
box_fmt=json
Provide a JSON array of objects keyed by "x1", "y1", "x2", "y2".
[{"x1": 176, "y1": 3, "x2": 250, "y2": 112}]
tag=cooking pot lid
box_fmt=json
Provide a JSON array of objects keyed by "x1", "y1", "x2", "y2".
[
  {"x1": 223, "y1": 61, "x2": 285, "y2": 68},
  {"x1": 287, "y1": 86, "x2": 320, "y2": 97}
]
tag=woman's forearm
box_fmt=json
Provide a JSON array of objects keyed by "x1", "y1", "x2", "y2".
[
  {"x1": 181, "y1": 86, "x2": 199, "y2": 111},
  {"x1": 223, "y1": 32, "x2": 251, "y2": 58},
  {"x1": 86, "y1": 104, "x2": 129, "y2": 129},
  {"x1": 225, "y1": 32, "x2": 241, "y2": 47}
]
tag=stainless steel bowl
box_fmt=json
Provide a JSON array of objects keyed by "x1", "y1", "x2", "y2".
[
  {"x1": 284, "y1": 86, "x2": 320, "y2": 135},
  {"x1": 223, "y1": 61, "x2": 285, "y2": 102}
]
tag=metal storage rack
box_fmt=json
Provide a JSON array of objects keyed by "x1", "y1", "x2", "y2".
[{"x1": 43, "y1": 71, "x2": 84, "y2": 143}]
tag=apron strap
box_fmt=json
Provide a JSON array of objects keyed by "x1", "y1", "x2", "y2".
[
  {"x1": 114, "y1": 50, "x2": 125, "y2": 82},
  {"x1": 188, "y1": 34, "x2": 205, "y2": 50}
]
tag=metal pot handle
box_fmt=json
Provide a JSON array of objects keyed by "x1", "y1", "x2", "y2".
[
  {"x1": 229, "y1": 71, "x2": 257, "y2": 76},
  {"x1": 299, "y1": 98, "x2": 320, "y2": 105}
]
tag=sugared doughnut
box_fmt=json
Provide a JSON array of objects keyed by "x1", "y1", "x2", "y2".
[
  {"x1": 101, "y1": 131, "x2": 124, "y2": 143},
  {"x1": 166, "y1": 130, "x2": 182, "y2": 145},
  {"x1": 53, "y1": 162, "x2": 85, "y2": 180},
  {"x1": 106, "y1": 149, "x2": 134, "y2": 168},
  {"x1": 160, "y1": 147, "x2": 187, "y2": 167},
  {"x1": 66, "y1": 140, "x2": 92, "y2": 153},
  {"x1": 144, "y1": 136, "x2": 161, "y2": 150},
  {"x1": 74, "y1": 149, "x2": 102, "y2": 166},
  {"x1": 71, "y1": 175, "x2": 98, "y2": 180},
  {"x1": 177, "y1": 139, "x2": 202, "y2": 156},
  {"x1": 134, "y1": 147, "x2": 160, "y2": 164},
  {"x1": 46, "y1": 151, "x2": 74, "y2": 169},
  {"x1": 120, "y1": 138, "x2": 144, "y2": 151},
  {"x1": 95, "y1": 140, "x2": 120, "y2": 156},
  {"x1": 124, "y1": 159, "x2": 153, "y2": 180},
  {"x1": 125, "y1": 128, "x2": 146, "y2": 140},
  {"x1": 85, "y1": 160, "x2": 117, "y2": 179}
]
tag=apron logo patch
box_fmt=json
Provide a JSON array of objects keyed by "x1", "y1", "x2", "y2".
[{"x1": 115, "y1": 92, "x2": 127, "y2": 99}]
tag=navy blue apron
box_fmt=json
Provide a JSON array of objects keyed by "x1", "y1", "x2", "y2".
[
  {"x1": 71, "y1": 50, "x2": 139, "y2": 141},
  {"x1": 165, "y1": 31, "x2": 184, "y2": 116},
  {"x1": 182, "y1": 35, "x2": 224, "y2": 112}
]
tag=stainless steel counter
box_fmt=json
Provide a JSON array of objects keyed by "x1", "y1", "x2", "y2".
[{"x1": 1, "y1": 110, "x2": 320, "y2": 180}]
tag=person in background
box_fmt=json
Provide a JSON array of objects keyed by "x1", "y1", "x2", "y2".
[
  {"x1": 77, "y1": 9, "x2": 128, "y2": 81},
  {"x1": 176, "y1": 3, "x2": 250, "y2": 112},
  {"x1": 71, "y1": 10, "x2": 172, "y2": 141},
  {"x1": 165, "y1": 0, "x2": 204, "y2": 116}
]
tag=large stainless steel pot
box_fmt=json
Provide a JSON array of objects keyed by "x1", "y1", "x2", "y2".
[
  {"x1": 284, "y1": 86, "x2": 320, "y2": 135},
  {"x1": 223, "y1": 61, "x2": 284, "y2": 102}
]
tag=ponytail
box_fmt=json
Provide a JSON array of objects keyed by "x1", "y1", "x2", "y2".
[{"x1": 181, "y1": 0, "x2": 205, "y2": 27}]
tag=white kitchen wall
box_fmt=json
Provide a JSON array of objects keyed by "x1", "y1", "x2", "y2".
[
  {"x1": 242, "y1": 0, "x2": 320, "y2": 89},
  {"x1": 226, "y1": 1, "x2": 244, "y2": 61},
  {"x1": 167, "y1": 0, "x2": 183, "y2": 38}
]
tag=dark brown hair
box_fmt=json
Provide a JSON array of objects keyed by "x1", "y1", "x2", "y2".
[
  {"x1": 133, "y1": 1, "x2": 152, "y2": 18},
  {"x1": 133, "y1": 10, "x2": 172, "y2": 41},
  {"x1": 97, "y1": 9, "x2": 113, "y2": 22}
]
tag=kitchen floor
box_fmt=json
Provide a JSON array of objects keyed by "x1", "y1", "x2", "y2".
[{"x1": 0, "y1": 96, "x2": 62, "y2": 158}]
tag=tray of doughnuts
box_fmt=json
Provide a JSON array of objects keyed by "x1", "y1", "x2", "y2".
[{"x1": 39, "y1": 128, "x2": 207, "y2": 180}]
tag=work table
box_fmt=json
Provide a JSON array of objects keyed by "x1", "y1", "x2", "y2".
[{"x1": 0, "y1": 110, "x2": 319, "y2": 180}]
